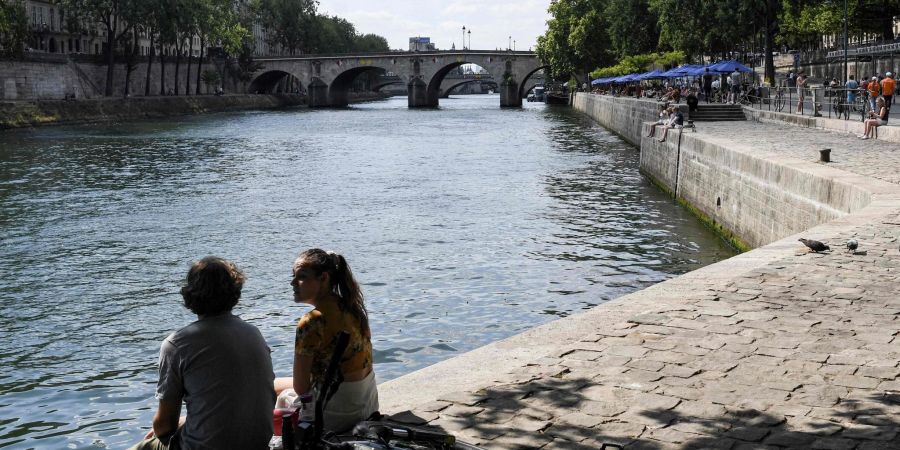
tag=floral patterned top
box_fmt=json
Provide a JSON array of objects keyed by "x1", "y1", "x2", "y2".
[{"x1": 295, "y1": 300, "x2": 373, "y2": 385}]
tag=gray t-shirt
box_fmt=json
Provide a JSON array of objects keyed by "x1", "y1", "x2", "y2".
[{"x1": 157, "y1": 313, "x2": 276, "y2": 450}]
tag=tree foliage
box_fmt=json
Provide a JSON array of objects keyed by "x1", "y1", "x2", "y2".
[{"x1": 0, "y1": 0, "x2": 29, "y2": 57}]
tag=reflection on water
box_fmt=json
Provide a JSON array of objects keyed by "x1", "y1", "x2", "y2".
[{"x1": 0, "y1": 95, "x2": 736, "y2": 448}]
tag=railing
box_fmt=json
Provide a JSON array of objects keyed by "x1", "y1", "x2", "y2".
[
  {"x1": 826, "y1": 42, "x2": 900, "y2": 59},
  {"x1": 740, "y1": 85, "x2": 876, "y2": 122}
]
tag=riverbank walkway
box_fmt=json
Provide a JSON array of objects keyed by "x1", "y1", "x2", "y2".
[{"x1": 380, "y1": 119, "x2": 900, "y2": 449}]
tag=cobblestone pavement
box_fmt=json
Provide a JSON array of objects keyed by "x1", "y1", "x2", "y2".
[
  {"x1": 698, "y1": 121, "x2": 900, "y2": 186},
  {"x1": 384, "y1": 123, "x2": 900, "y2": 449}
]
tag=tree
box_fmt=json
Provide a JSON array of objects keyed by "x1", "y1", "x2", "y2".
[
  {"x1": 200, "y1": 68, "x2": 220, "y2": 93},
  {"x1": 353, "y1": 33, "x2": 389, "y2": 52},
  {"x1": 537, "y1": 0, "x2": 613, "y2": 82},
  {"x1": 604, "y1": 0, "x2": 659, "y2": 58},
  {"x1": 255, "y1": 0, "x2": 318, "y2": 54},
  {"x1": 0, "y1": 0, "x2": 28, "y2": 58},
  {"x1": 60, "y1": 0, "x2": 141, "y2": 96}
]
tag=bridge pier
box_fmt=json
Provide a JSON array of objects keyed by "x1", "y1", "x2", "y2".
[
  {"x1": 307, "y1": 78, "x2": 329, "y2": 107},
  {"x1": 499, "y1": 79, "x2": 521, "y2": 108},
  {"x1": 408, "y1": 77, "x2": 433, "y2": 108}
]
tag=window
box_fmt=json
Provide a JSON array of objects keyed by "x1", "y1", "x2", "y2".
[
  {"x1": 32, "y1": 7, "x2": 36, "y2": 27},
  {"x1": 39, "y1": 7, "x2": 44, "y2": 27},
  {"x1": 50, "y1": 9, "x2": 55, "y2": 31}
]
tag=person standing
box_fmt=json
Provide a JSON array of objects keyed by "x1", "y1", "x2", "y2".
[
  {"x1": 881, "y1": 72, "x2": 895, "y2": 109},
  {"x1": 868, "y1": 76, "x2": 881, "y2": 112},
  {"x1": 796, "y1": 72, "x2": 807, "y2": 114},
  {"x1": 129, "y1": 257, "x2": 276, "y2": 450},
  {"x1": 729, "y1": 69, "x2": 741, "y2": 104},
  {"x1": 702, "y1": 69, "x2": 713, "y2": 103},
  {"x1": 847, "y1": 74, "x2": 859, "y2": 107}
]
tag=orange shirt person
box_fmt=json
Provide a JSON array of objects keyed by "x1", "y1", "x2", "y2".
[{"x1": 881, "y1": 72, "x2": 896, "y2": 108}]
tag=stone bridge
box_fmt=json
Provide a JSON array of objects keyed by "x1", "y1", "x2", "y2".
[{"x1": 248, "y1": 50, "x2": 545, "y2": 108}]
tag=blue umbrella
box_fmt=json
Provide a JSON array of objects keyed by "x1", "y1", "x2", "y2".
[
  {"x1": 639, "y1": 69, "x2": 665, "y2": 80},
  {"x1": 708, "y1": 60, "x2": 752, "y2": 73}
]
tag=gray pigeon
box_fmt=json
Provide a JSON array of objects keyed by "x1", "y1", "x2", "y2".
[
  {"x1": 846, "y1": 239, "x2": 859, "y2": 252},
  {"x1": 799, "y1": 238, "x2": 830, "y2": 253}
]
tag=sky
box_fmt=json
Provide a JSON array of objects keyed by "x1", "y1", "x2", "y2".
[{"x1": 316, "y1": 0, "x2": 552, "y2": 52}]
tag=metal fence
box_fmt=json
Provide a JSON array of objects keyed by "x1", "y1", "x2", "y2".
[{"x1": 708, "y1": 85, "x2": 877, "y2": 122}]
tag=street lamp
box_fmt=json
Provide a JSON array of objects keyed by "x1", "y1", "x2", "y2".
[
  {"x1": 467, "y1": 30, "x2": 471, "y2": 50},
  {"x1": 462, "y1": 26, "x2": 466, "y2": 50},
  {"x1": 843, "y1": 0, "x2": 848, "y2": 83},
  {"x1": 513, "y1": 40, "x2": 516, "y2": 52},
  {"x1": 508, "y1": 36, "x2": 511, "y2": 50}
]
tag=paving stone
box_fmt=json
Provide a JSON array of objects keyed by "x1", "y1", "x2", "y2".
[
  {"x1": 661, "y1": 364, "x2": 701, "y2": 378},
  {"x1": 763, "y1": 430, "x2": 817, "y2": 446},
  {"x1": 840, "y1": 424, "x2": 898, "y2": 440},
  {"x1": 810, "y1": 437, "x2": 860, "y2": 450},
  {"x1": 832, "y1": 375, "x2": 882, "y2": 389},
  {"x1": 724, "y1": 426, "x2": 771, "y2": 442},
  {"x1": 442, "y1": 404, "x2": 485, "y2": 417}
]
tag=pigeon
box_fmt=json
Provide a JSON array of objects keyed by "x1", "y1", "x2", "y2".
[
  {"x1": 846, "y1": 239, "x2": 859, "y2": 252},
  {"x1": 799, "y1": 238, "x2": 830, "y2": 253}
]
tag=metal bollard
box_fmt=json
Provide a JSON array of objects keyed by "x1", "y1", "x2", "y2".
[{"x1": 820, "y1": 148, "x2": 831, "y2": 163}]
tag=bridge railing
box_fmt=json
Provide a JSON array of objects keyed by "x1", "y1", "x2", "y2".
[{"x1": 255, "y1": 50, "x2": 538, "y2": 60}]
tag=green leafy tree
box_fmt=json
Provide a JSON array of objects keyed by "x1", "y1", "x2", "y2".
[
  {"x1": 604, "y1": 0, "x2": 659, "y2": 58},
  {"x1": 537, "y1": 0, "x2": 613, "y2": 82},
  {"x1": 353, "y1": 33, "x2": 389, "y2": 52},
  {"x1": 255, "y1": 0, "x2": 318, "y2": 54},
  {"x1": 59, "y1": 0, "x2": 142, "y2": 95},
  {"x1": 0, "y1": 0, "x2": 29, "y2": 58}
]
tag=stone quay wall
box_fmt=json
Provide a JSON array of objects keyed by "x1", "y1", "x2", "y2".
[
  {"x1": 0, "y1": 56, "x2": 218, "y2": 101},
  {"x1": 0, "y1": 94, "x2": 307, "y2": 129},
  {"x1": 572, "y1": 93, "x2": 873, "y2": 250}
]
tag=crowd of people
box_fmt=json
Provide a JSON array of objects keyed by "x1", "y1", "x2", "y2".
[
  {"x1": 591, "y1": 68, "x2": 753, "y2": 107},
  {"x1": 788, "y1": 70, "x2": 898, "y2": 139}
]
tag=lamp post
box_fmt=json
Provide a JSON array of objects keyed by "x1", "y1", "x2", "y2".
[
  {"x1": 508, "y1": 36, "x2": 511, "y2": 50},
  {"x1": 513, "y1": 40, "x2": 516, "y2": 52},
  {"x1": 462, "y1": 26, "x2": 466, "y2": 50},
  {"x1": 468, "y1": 30, "x2": 471, "y2": 50},
  {"x1": 843, "y1": 0, "x2": 848, "y2": 83}
]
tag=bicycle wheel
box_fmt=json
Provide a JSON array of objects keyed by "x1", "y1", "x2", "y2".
[{"x1": 774, "y1": 93, "x2": 785, "y2": 112}]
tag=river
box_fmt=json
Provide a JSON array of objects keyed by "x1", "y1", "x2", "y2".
[{"x1": 0, "y1": 95, "x2": 736, "y2": 448}]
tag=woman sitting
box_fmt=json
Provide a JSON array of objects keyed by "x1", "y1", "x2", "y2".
[
  {"x1": 861, "y1": 97, "x2": 888, "y2": 140},
  {"x1": 275, "y1": 249, "x2": 379, "y2": 433}
]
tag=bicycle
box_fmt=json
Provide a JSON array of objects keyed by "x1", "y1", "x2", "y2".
[{"x1": 773, "y1": 87, "x2": 786, "y2": 112}]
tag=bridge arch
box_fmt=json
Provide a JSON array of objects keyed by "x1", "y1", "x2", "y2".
[
  {"x1": 249, "y1": 70, "x2": 304, "y2": 94},
  {"x1": 425, "y1": 62, "x2": 500, "y2": 107},
  {"x1": 328, "y1": 65, "x2": 390, "y2": 107},
  {"x1": 517, "y1": 65, "x2": 549, "y2": 100}
]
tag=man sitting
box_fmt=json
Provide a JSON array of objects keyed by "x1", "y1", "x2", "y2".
[
  {"x1": 658, "y1": 108, "x2": 684, "y2": 143},
  {"x1": 129, "y1": 257, "x2": 276, "y2": 450}
]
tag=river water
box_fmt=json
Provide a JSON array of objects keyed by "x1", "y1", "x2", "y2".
[{"x1": 0, "y1": 95, "x2": 736, "y2": 448}]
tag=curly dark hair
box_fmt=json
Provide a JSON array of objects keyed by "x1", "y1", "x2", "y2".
[{"x1": 180, "y1": 256, "x2": 245, "y2": 316}]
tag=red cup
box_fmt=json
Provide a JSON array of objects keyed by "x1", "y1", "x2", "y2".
[{"x1": 272, "y1": 408, "x2": 294, "y2": 436}]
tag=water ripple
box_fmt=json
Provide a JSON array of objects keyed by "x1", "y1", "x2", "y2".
[{"x1": 0, "y1": 96, "x2": 735, "y2": 448}]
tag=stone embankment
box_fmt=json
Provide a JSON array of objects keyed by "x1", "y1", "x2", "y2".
[
  {"x1": 377, "y1": 93, "x2": 900, "y2": 449},
  {"x1": 0, "y1": 92, "x2": 390, "y2": 129}
]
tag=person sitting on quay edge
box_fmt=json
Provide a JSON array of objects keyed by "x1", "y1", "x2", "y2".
[
  {"x1": 647, "y1": 105, "x2": 672, "y2": 138},
  {"x1": 860, "y1": 96, "x2": 888, "y2": 140},
  {"x1": 129, "y1": 257, "x2": 276, "y2": 450},
  {"x1": 658, "y1": 107, "x2": 684, "y2": 143},
  {"x1": 274, "y1": 249, "x2": 379, "y2": 433}
]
